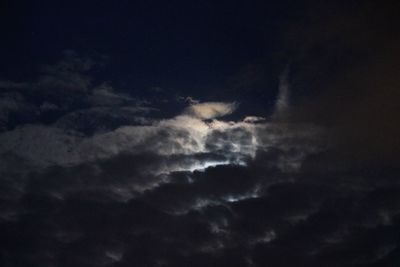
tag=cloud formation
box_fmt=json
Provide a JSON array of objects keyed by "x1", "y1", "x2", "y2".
[
  {"x1": 2, "y1": 44, "x2": 398, "y2": 266},
  {"x1": 0, "y1": 100, "x2": 320, "y2": 178}
]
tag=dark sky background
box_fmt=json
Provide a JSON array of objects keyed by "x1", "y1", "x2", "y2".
[{"x1": 1, "y1": 0, "x2": 400, "y2": 266}]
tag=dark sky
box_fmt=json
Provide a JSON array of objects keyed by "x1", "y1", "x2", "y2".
[
  {"x1": 1, "y1": 1, "x2": 400, "y2": 266},
  {"x1": 1, "y1": 0, "x2": 303, "y2": 112}
]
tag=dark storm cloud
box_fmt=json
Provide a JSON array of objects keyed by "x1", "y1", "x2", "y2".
[
  {"x1": 0, "y1": 149, "x2": 293, "y2": 266},
  {"x1": 3, "y1": 138, "x2": 399, "y2": 266}
]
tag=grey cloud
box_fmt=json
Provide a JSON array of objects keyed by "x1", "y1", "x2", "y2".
[
  {"x1": 88, "y1": 83, "x2": 138, "y2": 107},
  {"x1": 54, "y1": 107, "x2": 154, "y2": 135},
  {"x1": 0, "y1": 52, "x2": 330, "y2": 266},
  {"x1": 272, "y1": 67, "x2": 290, "y2": 121},
  {"x1": 0, "y1": 105, "x2": 321, "y2": 177},
  {"x1": 35, "y1": 51, "x2": 94, "y2": 94},
  {"x1": 2, "y1": 2, "x2": 400, "y2": 266},
  {"x1": 0, "y1": 51, "x2": 155, "y2": 134},
  {"x1": 0, "y1": 92, "x2": 38, "y2": 131},
  {"x1": 2, "y1": 117, "x2": 399, "y2": 267},
  {"x1": 0, "y1": 81, "x2": 30, "y2": 90},
  {"x1": 3, "y1": 48, "x2": 398, "y2": 266}
]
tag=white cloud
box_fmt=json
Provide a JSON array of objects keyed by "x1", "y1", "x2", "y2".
[
  {"x1": 0, "y1": 101, "x2": 322, "y2": 175},
  {"x1": 243, "y1": 116, "x2": 266, "y2": 123},
  {"x1": 185, "y1": 102, "x2": 237, "y2": 119}
]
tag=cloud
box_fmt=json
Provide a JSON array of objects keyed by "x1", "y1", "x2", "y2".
[
  {"x1": 1, "y1": 3, "x2": 400, "y2": 266},
  {"x1": 0, "y1": 81, "x2": 29, "y2": 90},
  {"x1": 36, "y1": 50, "x2": 94, "y2": 93},
  {"x1": 177, "y1": 96, "x2": 200, "y2": 104},
  {"x1": 88, "y1": 83, "x2": 137, "y2": 107},
  {"x1": 0, "y1": 103, "x2": 321, "y2": 177},
  {"x1": 1, "y1": 91, "x2": 398, "y2": 266},
  {"x1": 54, "y1": 107, "x2": 153, "y2": 135},
  {"x1": 0, "y1": 51, "x2": 156, "y2": 134},
  {"x1": 185, "y1": 102, "x2": 237, "y2": 119},
  {"x1": 3, "y1": 45, "x2": 399, "y2": 266},
  {"x1": 272, "y1": 67, "x2": 290, "y2": 120},
  {"x1": 0, "y1": 92, "x2": 38, "y2": 131},
  {"x1": 3, "y1": 140, "x2": 398, "y2": 267}
]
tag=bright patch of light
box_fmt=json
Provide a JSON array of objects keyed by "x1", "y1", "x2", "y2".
[
  {"x1": 153, "y1": 159, "x2": 247, "y2": 177},
  {"x1": 223, "y1": 185, "x2": 261, "y2": 203},
  {"x1": 223, "y1": 192, "x2": 259, "y2": 203},
  {"x1": 181, "y1": 159, "x2": 247, "y2": 173}
]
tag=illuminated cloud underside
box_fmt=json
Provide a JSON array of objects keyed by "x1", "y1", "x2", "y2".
[{"x1": 0, "y1": 100, "x2": 321, "y2": 176}]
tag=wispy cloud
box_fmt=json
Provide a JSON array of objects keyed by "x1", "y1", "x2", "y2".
[{"x1": 273, "y1": 67, "x2": 290, "y2": 120}]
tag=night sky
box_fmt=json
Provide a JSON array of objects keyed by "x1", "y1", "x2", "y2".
[{"x1": 1, "y1": 0, "x2": 400, "y2": 266}]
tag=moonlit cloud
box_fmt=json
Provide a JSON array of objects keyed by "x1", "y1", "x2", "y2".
[
  {"x1": 0, "y1": 54, "x2": 322, "y2": 192},
  {"x1": 0, "y1": 98, "x2": 321, "y2": 177},
  {"x1": 0, "y1": 52, "x2": 319, "y2": 176},
  {"x1": 184, "y1": 101, "x2": 237, "y2": 119},
  {"x1": 1, "y1": 119, "x2": 319, "y2": 187},
  {"x1": 2, "y1": 2, "x2": 399, "y2": 265},
  {"x1": 0, "y1": 53, "x2": 329, "y2": 266}
]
